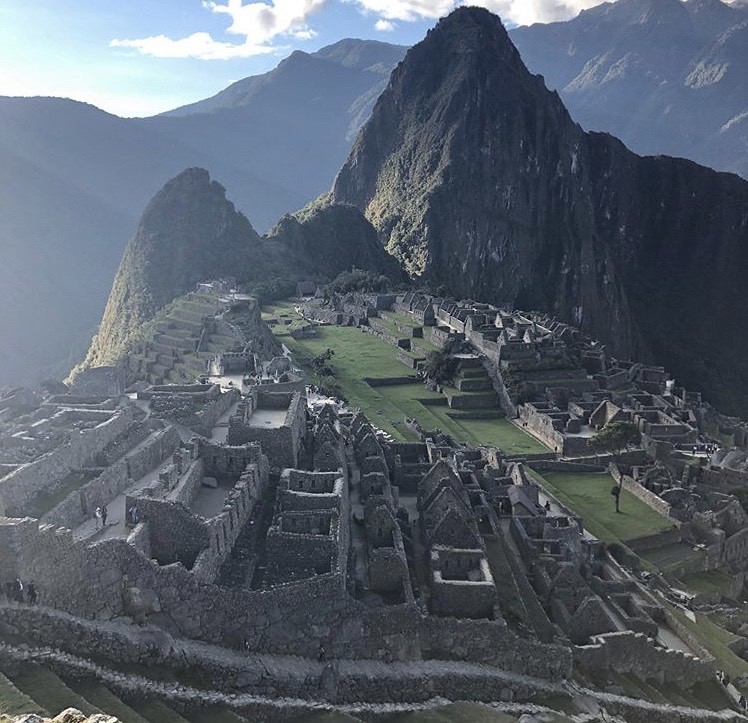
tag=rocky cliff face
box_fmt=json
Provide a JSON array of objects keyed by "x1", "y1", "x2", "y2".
[
  {"x1": 266, "y1": 202, "x2": 404, "y2": 281},
  {"x1": 332, "y1": 7, "x2": 748, "y2": 414}
]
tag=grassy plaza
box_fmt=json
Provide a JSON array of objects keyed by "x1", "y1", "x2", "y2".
[{"x1": 264, "y1": 302, "x2": 547, "y2": 454}]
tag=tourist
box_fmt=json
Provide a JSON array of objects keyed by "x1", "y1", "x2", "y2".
[
  {"x1": 26, "y1": 582, "x2": 37, "y2": 605},
  {"x1": 128, "y1": 505, "x2": 140, "y2": 526},
  {"x1": 101, "y1": 504, "x2": 108, "y2": 527},
  {"x1": 94, "y1": 506, "x2": 103, "y2": 529},
  {"x1": 13, "y1": 578, "x2": 23, "y2": 603}
]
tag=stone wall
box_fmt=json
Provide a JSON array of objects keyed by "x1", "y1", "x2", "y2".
[
  {"x1": 41, "y1": 428, "x2": 182, "y2": 531},
  {"x1": 125, "y1": 426, "x2": 181, "y2": 481},
  {"x1": 128, "y1": 495, "x2": 210, "y2": 569},
  {"x1": 41, "y1": 461, "x2": 129, "y2": 529},
  {"x1": 611, "y1": 466, "x2": 675, "y2": 520},
  {"x1": 227, "y1": 391, "x2": 305, "y2": 469},
  {"x1": 96, "y1": 421, "x2": 153, "y2": 466},
  {"x1": 193, "y1": 388, "x2": 240, "y2": 436},
  {"x1": 574, "y1": 631, "x2": 714, "y2": 688},
  {"x1": 198, "y1": 440, "x2": 265, "y2": 480},
  {"x1": 0, "y1": 512, "x2": 575, "y2": 676},
  {"x1": 447, "y1": 393, "x2": 497, "y2": 410},
  {"x1": 0, "y1": 407, "x2": 135, "y2": 516},
  {"x1": 420, "y1": 616, "x2": 571, "y2": 680},
  {"x1": 531, "y1": 459, "x2": 606, "y2": 473}
]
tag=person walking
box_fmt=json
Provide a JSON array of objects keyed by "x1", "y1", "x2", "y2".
[
  {"x1": 94, "y1": 506, "x2": 103, "y2": 529},
  {"x1": 101, "y1": 504, "x2": 108, "y2": 528},
  {"x1": 26, "y1": 581, "x2": 37, "y2": 605},
  {"x1": 13, "y1": 578, "x2": 23, "y2": 603}
]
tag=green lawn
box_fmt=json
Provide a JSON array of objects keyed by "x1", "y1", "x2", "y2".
[
  {"x1": 680, "y1": 570, "x2": 737, "y2": 597},
  {"x1": 527, "y1": 470, "x2": 674, "y2": 544},
  {"x1": 0, "y1": 672, "x2": 43, "y2": 718},
  {"x1": 639, "y1": 542, "x2": 701, "y2": 571},
  {"x1": 271, "y1": 306, "x2": 546, "y2": 454},
  {"x1": 11, "y1": 665, "x2": 101, "y2": 717}
]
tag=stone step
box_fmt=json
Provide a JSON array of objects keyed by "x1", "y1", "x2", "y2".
[
  {"x1": 155, "y1": 334, "x2": 198, "y2": 352},
  {"x1": 187, "y1": 707, "x2": 250, "y2": 723},
  {"x1": 458, "y1": 366, "x2": 489, "y2": 379},
  {"x1": 0, "y1": 669, "x2": 45, "y2": 718},
  {"x1": 446, "y1": 391, "x2": 499, "y2": 410},
  {"x1": 456, "y1": 357, "x2": 484, "y2": 370},
  {"x1": 10, "y1": 663, "x2": 102, "y2": 718},
  {"x1": 69, "y1": 680, "x2": 150, "y2": 723},
  {"x1": 129, "y1": 698, "x2": 192, "y2": 723},
  {"x1": 455, "y1": 377, "x2": 493, "y2": 392}
]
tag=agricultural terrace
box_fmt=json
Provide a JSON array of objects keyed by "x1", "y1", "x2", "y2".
[{"x1": 263, "y1": 301, "x2": 547, "y2": 454}]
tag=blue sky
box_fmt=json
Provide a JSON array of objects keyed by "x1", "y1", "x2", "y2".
[{"x1": 0, "y1": 0, "x2": 601, "y2": 117}]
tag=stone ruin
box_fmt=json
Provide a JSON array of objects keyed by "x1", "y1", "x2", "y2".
[{"x1": 0, "y1": 293, "x2": 746, "y2": 718}]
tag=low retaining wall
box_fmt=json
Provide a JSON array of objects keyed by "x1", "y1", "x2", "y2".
[
  {"x1": 364, "y1": 377, "x2": 416, "y2": 387},
  {"x1": 575, "y1": 631, "x2": 714, "y2": 688}
]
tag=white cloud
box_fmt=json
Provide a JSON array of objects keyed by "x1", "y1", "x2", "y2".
[
  {"x1": 110, "y1": 0, "x2": 605, "y2": 61},
  {"x1": 348, "y1": 0, "x2": 456, "y2": 22},
  {"x1": 374, "y1": 18, "x2": 395, "y2": 30},
  {"x1": 471, "y1": 0, "x2": 603, "y2": 26},
  {"x1": 348, "y1": 0, "x2": 602, "y2": 26},
  {"x1": 111, "y1": 32, "x2": 274, "y2": 60},
  {"x1": 111, "y1": 0, "x2": 326, "y2": 60}
]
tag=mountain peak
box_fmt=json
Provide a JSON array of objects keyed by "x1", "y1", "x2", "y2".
[
  {"x1": 331, "y1": 5, "x2": 748, "y2": 415},
  {"x1": 79, "y1": 168, "x2": 260, "y2": 369},
  {"x1": 425, "y1": 6, "x2": 515, "y2": 59}
]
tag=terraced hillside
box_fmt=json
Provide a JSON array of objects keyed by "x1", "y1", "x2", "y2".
[
  {"x1": 125, "y1": 294, "x2": 236, "y2": 386},
  {"x1": 0, "y1": 653, "x2": 736, "y2": 722},
  {"x1": 123, "y1": 293, "x2": 278, "y2": 387}
]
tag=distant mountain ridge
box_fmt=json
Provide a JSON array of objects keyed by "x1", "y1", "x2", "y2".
[
  {"x1": 509, "y1": 0, "x2": 748, "y2": 179},
  {"x1": 0, "y1": 39, "x2": 405, "y2": 387},
  {"x1": 331, "y1": 6, "x2": 748, "y2": 414}
]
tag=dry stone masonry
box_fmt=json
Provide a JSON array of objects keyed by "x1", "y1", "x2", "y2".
[{"x1": 2, "y1": 285, "x2": 748, "y2": 718}]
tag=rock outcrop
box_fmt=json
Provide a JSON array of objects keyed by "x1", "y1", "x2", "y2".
[
  {"x1": 266, "y1": 201, "x2": 404, "y2": 282},
  {"x1": 79, "y1": 168, "x2": 262, "y2": 370},
  {"x1": 331, "y1": 7, "x2": 748, "y2": 415}
]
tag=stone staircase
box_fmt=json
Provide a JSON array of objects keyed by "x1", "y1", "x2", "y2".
[
  {"x1": 126, "y1": 295, "x2": 241, "y2": 386},
  {"x1": 446, "y1": 358, "x2": 500, "y2": 414},
  {"x1": 0, "y1": 661, "x2": 256, "y2": 723}
]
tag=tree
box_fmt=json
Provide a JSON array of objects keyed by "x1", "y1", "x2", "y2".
[
  {"x1": 422, "y1": 350, "x2": 457, "y2": 385},
  {"x1": 588, "y1": 421, "x2": 642, "y2": 513},
  {"x1": 311, "y1": 348, "x2": 335, "y2": 377},
  {"x1": 325, "y1": 269, "x2": 389, "y2": 295}
]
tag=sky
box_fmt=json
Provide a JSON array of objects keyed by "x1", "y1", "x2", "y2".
[{"x1": 0, "y1": 0, "x2": 614, "y2": 117}]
